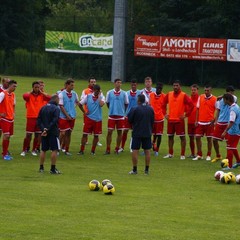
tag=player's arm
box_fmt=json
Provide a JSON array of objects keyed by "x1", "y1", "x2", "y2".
[
  {"x1": 222, "y1": 121, "x2": 234, "y2": 138},
  {"x1": 98, "y1": 93, "x2": 105, "y2": 107},
  {"x1": 124, "y1": 103, "x2": 128, "y2": 112},
  {"x1": 0, "y1": 92, "x2": 6, "y2": 116},
  {"x1": 163, "y1": 93, "x2": 169, "y2": 119},
  {"x1": 127, "y1": 108, "x2": 134, "y2": 124},
  {"x1": 75, "y1": 93, "x2": 83, "y2": 109},
  {"x1": 210, "y1": 98, "x2": 217, "y2": 126},
  {"x1": 214, "y1": 108, "x2": 220, "y2": 125},
  {"x1": 80, "y1": 89, "x2": 86, "y2": 100},
  {"x1": 124, "y1": 92, "x2": 129, "y2": 111},
  {"x1": 105, "y1": 91, "x2": 110, "y2": 109},
  {"x1": 60, "y1": 105, "x2": 72, "y2": 120},
  {"x1": 161, "y1": 93, "x2": 167, "y2": 116},
  {"x1": 127, "y1": 107, "x2": 135, "y2": 124},
  {"x1": 221, "y1": 110, "x2": 236, "y2": 138},
  {"x1": 0, "y1": 92, "x2": 5, "y2": 103},
  {"x1": 22, "y1": 92, "x2": 30, "y2": 101},
  {"x1": 195, "y1": 97, "x2": 200, "y2": 126},
  {"x1": 79, "y1": 104, "x2": 85, "y2": 114},
  {"x1": 40, "y1": 90, "x2": 50, "y2": 97},
  {"x1": 184, "y1": 94, "x2": 194, "y2": 118},
  {"x1": 43, "y1": 93, "x2": 51, "y2": 102},
  {"x1": 79, "y1": 96, "x2": 87, "y2": 114},
  {"x1": 13, "y1": 95, "x2": 16, "y2": 117}
]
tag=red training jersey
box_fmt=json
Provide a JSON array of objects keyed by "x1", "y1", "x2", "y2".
[
  {"x1": 149, "y1": 92, "x2": 166, "y2": 121},
  {"x1": 23, "y1": 92, "x2": 51, "y2": 118}
]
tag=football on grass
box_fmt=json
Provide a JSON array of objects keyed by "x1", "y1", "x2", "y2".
[
  {"x1": 235, "y1": 174, "x2": 240, "y2": 184},
  {"x1": 101, "y1": 179, "x2": 112, "y2": 188},
  {"x1": 221, "y1": 159, "x2": 229, "y2": 168},
  {"x1": 227, "y1": 172, "x2": 236, "y2": 183},
  {"x1": 220, "y1": 173, "x2": 231, "y2": 184},
  {"x1": 103, "y1": 183, "x2": 115, "y2": 195},
  {"x1": 89, "y1": 180, "x2": 101, "y2": 191},
  {"x1": 214, "y1": 171, "x2": 224, "y2": 181}
]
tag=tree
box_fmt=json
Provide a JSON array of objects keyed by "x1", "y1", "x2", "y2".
[
  {"x1": 45, "y1": 0, "x2": 114, "y2": 32},
  {"x1": 0, "y1": 0, "x2": 49, "y2": 51}
]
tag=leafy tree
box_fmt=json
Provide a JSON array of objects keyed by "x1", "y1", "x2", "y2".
[
  {"x1": 45, "y1": 0, "x2": 114, "y2": 32},
  {"x1": 0, "y1": 0, "x2": 49, "y2": 51}
]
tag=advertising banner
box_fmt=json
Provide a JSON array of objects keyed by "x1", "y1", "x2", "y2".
[
  {"x1": 134, "y1": 35, "x2": 161, "y2": 58},
  {"x1": 134, "y1": 35, "x2": 227, "y2": 61},
  {"x1": 227, "y1": 39, "x2": 240, "y2": 62},
  {"x1": 45, "y1": 31, "x2": 113, "y2": 55}
]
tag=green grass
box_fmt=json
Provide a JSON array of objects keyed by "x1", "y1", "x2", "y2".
[{"x1": 0, "y1": 76, "x2": 239, "y2": 240}]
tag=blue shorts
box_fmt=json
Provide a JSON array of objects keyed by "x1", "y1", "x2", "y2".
[
  {"x1": 41, "y1": 135, "x2": 60, "y2": 151},
  {"x1": 131, "y1": 137, "x2": 152, "y2": 150}
]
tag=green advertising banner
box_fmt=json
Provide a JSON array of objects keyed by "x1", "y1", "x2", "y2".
[{"x1": 45, "y1": 31, "x2": 113, "y2": 55}]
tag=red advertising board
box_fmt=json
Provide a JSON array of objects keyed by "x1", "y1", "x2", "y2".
[
  {"x1": 134, "y1": 35, "x2": 161, "y2": 58},
  {"x1": 134, "y1": 35, "x2": 227, "y2": 61}
]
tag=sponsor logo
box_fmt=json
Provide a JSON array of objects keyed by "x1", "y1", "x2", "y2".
[
  {"x1": 203, "y1": 43, "x2": 224, "y2": 48},
  {"x1": 137, "y1": 36, "x2": 159, "y2": 47},
  {"x1": 79, "y1": 35, "x2": 113, "y2": 49},
  {"x1": 163, "y1": 38, "x2": 198, "y2": 48}
]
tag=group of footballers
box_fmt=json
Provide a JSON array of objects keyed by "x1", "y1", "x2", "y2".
[
  {"x1": 159, "y1": 80, "x2": 239, "y2": 171},
  {"x1": 0, "y1": 75, "x2": 239, "y2": 172},
  {"x1": 100, "y1": 76, "x2": 239, "y2": 171}
]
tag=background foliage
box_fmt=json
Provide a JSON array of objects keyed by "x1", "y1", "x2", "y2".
[{"x1": 0, "y1": 0, "x2": 240, "y2": 85}]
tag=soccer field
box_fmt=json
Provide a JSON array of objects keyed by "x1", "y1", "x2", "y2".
[{"x1": 0, "y1": 76, "x2": 239, "y2": 240}]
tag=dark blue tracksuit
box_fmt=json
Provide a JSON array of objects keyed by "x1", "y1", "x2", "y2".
[{"x1": 127, "y1": 103, "x2": 154, "y2": 138}]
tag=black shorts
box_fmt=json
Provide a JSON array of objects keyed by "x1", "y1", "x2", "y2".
[
  {"x1": 41, "y1": 135, "x2": 60, "y2": 151},
  {"x1": 131, "y1": 137, "x2": 152, "y2": 150}
]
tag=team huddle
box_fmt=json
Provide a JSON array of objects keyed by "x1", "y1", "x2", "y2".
[{"x1": 0, "y1": 76, "x2": 239, "y2": 174}]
